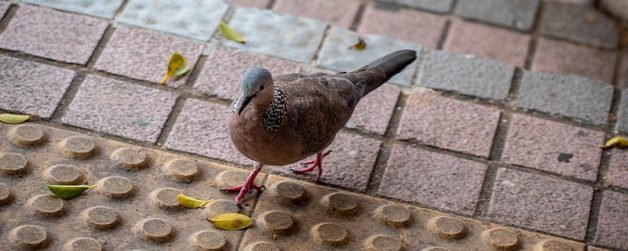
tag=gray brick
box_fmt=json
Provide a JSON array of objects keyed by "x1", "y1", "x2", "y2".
[
  {"x1": 117, "y1": 0, "x2": 228, "y2": 40},
  {"x1": 454, "y1": 0, "x2": 540, "y2": 31},
  {"x1": 317, "y1": 27, "x2": 421, "y2": 86},
  {"x1": 517, "y1": 71, "x2": 613, "y2": 125},
  {"x1": 378, "y1": 0, "x2": 454, "y2": 13},
  {"x1": 223, "y1": 8, "x2": 326, "y2": 63},
  {"x1": 417, "y1": 50, "x2": 514, "y2": 100},
  {"x1": 594, "y1": 191, "x2": 628, "y2": 250},
  {"x1": 618, "y1": 89, "x2": 628, "y2": 133},
  {"x1": 541, "y1": 2, "x2": 619, "y2": 49},
  {"x1": 22, "y1": 0, "x2": 124, "y2": 18}
]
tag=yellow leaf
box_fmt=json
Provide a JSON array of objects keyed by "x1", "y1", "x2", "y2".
[
  {"x1": 176, "y1": 193, "x2": 211, "y2": 209},
  {"x1": 0, "y1": 113, "x2": 30, "y2": 124},
  {"x1": 601, "y1": 136, "x2": 628, "y2": 149},
  {"x1": 47, "y1": 184, "x2": 96, "y2": 200},
  {"x1": 209, "y1": 213, "x2": 253, "y2": 230},
  {"x1": 219, "y1": 21, "x2": 246, "y2": 44},
  {"x1": 160, "y1": 52, "x2": 190, "y2": 85},
  {"x1": 349, "y1": 37, "x2": 366, "y2": 50}
]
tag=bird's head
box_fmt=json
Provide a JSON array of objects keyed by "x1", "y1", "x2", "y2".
[{"x1": 236, "y1": 67, "x2": 274, "y2": 115}]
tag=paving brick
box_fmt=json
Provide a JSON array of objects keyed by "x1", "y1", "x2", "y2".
[
  {"x1": 416, "y1": 50, "x2": 514, "y2": 100},
  {"x1": 346, "y1": 84, "x2": 400, "y2": 135},
  {"x1": 502, "y1": 114, "x2": 605, "y2": 181},
  {"x1": 357, "y1": 2, "x2": 447, "y2": 48},
  {"x1": 95, "y1": 25, "x2": 204, "y2": 88},
  {"x1": 272, "y1": 0, "x2": 361, "y2": 29},
  {"x1": 317, "y1": 27, "x2": 421, "y2": 86},
  {"x1": 22, "y1": 0, "x2": 124, "y2": 18},
  {"x1": 0, "y1": 5, "x2": 107, "y2": 64},
  {"x1": 378, "y1": 0, "x2": 454, "y2": 13},
  {"x1": 223, "y1": 8, "x2": 326, "y2": 63},
  {"x1": 164, "y1": 99, "x2": 250, "y2": 166},
  {"x1": 618, "y1": 52, "x2": 628, "y2": 89},
  {"x1": 608, "y1": 149, "x2": 628, "y2": 190},
  {"x1": 517, "y1": 71, "x2": 613, "y2": 125},
  {"x1": 117, "y1": 0, "x2": 227, "y2": 41},
  {"x1": 0, "y1": 56, "x2": 75, "y2": 118},
  {"x1": 397, "y1": 91, "x2": 500, "y2": 157},
  {"x1": 594, "y1": 191, "x2": 628, "y2": 250},
  {"x1": 0, "y1": 1, "x2": 9, "y2": 17},
  {"x1": 488, "y1": 168, "x2": 593, "y2": 240},
  {"x1": 193, "y1": 47, "x2": 301, "y2": 100},
  {"x1": 379, "y1": 144, "x2": 488, "y2": 216},
  {"x1": 444, "y1": 18, "x2": 531, "y2": 67},
  {"x1": 532, "y1": 37, "x2": 616, "y2": 83},
  {"x1": 541, "y1": 2, "x2": 619, "y2": 49},
  {"x1": 272, "y1": 132, "x2": 381, "y2": 192},
  {"x1": 618, "y1": 90, "x2": 628, "y2": 133},
  {"x1": 454, "y1": 0, "x2": 540, "y2": 31},
  {"x1": 225, "y1": 0, "x2": 270, "y2": 8},
  {"x1": 62, "y1": 75, "x2": 177, "y2": 143}
]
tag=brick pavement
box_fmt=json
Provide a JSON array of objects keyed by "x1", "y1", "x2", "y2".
[{"x1": 0, "y1": 0, "x2": 627, "y2": 250}]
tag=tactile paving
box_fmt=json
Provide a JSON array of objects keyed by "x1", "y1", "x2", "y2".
[{"x1": 0, "y1": 123, "x2": 590, "y2": 250}]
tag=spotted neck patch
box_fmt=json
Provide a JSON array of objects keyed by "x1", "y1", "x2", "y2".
[{"x1": 262, "y1": 87, "x2": 288, "y2": 132}]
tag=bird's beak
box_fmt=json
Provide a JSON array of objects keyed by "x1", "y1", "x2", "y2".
[{"x1": 237, "y1": 96, "x2": 253, "y2": 115}]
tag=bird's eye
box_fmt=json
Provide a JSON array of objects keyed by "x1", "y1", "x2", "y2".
[{"x1": 260, "y1": 85, "x2": 265, "y2": 90}]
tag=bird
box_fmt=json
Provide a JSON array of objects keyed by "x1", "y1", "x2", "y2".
[{"x1": 224, "y1": 50, "x2": 417, "y2": 204}]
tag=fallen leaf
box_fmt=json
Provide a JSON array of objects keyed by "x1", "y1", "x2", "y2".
[
  {"x1": 0, "y1": 113, "x2": 30, "y2": 124},
  {"x1": 159, "y1": 52, "x2": 190, "y2": 85},
  {"x1": 209, "y1": 213, "x2": 253, "y2": 230},
  {"x1": 601, "y1": 136, "x2": 628, "y2": 149},
  {"x1": 219, "y1": 21, "x2": 246, "y2": 44},
  {"x1": 47, "y1": 184, "x2": 96, "y2": 200},
  {"x1": 349, "y1": 37, "x2": 366, "y2": 50},
  {"x1": 176, "y1": 193, "x2": 211, "y2": 209}
]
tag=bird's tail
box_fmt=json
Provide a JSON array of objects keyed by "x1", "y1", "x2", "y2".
[{"x1": 352, "y1": 49, "x2": 417, "y2": 95}]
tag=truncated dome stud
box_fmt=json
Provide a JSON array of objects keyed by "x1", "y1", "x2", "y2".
[
  {"x1": 272, "y1": 181, "x2": 306, "y2": 202},
  {"x1": 63, "y1": 237, "x2": 103, "y2": 251},
  {"x1": 97, "y1": 176, "x2": 136, "y2": 199},
  {"x1": 111, "y1": 147, "x2": 148, "y2": 170},
  {"x1": 190, "y1": 230, "x2": 227, "y2": 251},
  {"x1": 483, "y1": 228, "x2": 519, "y2": 250},
  {"x1": 28, "y1": 194, "x2": 66, "y2": 217},
  {"x1": 0, "y1": 183, "x2": 14, "y2": 206},
  {"x1": 244, "y1": 241, "x2": 281, "y2": 251},
  {"x1": 9, "y1": 125, "x2": 47, "y2": 146},
  {"x1": 136, "y1": 218, "x2": 175, "y2": 243},
  {"x1": 422, "y1": 247, "x2": 449, "y2": 251},
  {"x1": 0, "y1": 152, "x2": 29, "y2": 175},
  {"x1": 60, "y1": 136, "x2": 96, "y2": 159},
  {"x1": 9, "y1": 224, "x2": 50, "y2": 249},
  {"x1": 365, "y1": 235, "x2": 404, "y2": 251},
  {"x1": 311, "y1": 222, "x2": 350, "y2": 246},
  {"x1": 534, "y1": 239, "x2": 573, "y2": 251},
  {"x1": 323, "y1": 192, "x2": 359, "y2": 216},
  {"x1": 204, "y1": 199, "x2": 240, "y2": 219},
  {"x1": 261, "y1": 210, "x2": 294, "y2": 234},
  {"x1": 374, "y1": 204, "x2": 411, "y2": 227},
  {"x1": 164, "y1": 158, "x2": 201, "y2": 182},
  {"x1": 81, "y1": 206, "x2": 120, "y2": 230},
  {"x1": 150, "y1": 187, "x2": 184, "y2": 210},
  {"x1": 43, "y1": 164, "x2": 86, "y2": 185},
  {"x1": 428, "y1": 216, "x2": 466, "y2": 239}
]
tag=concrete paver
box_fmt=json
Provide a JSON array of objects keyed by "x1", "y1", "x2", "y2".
[
  {"x1": 272, "y1": 0, "x2": 361, "y2": 29},
  {"x1": 358, "y1": 2, "x2": 447, "y2": 49},
  {"x1": 22, "y1": 0, "x2": 124, "y2": 18},
  {"x1": 0, "y1": 56, "x2": 75, "y2": 119},
  {"x1": 346, "y1": 84, "x2": 400, "y2": 135},
  {"x1": 95, "y1": 25, "x2": 204, "y2": 88},
  {"x1": 62, "y1": 75, "x2": 177, "y2": 143},
  {"x1": 608, "y1": 149, "x2": 628, "y2": 190},
  {"x1": 488, "y1": 168, "x2": 593, "y2": 240},
  {"x1": 117, "y1": 0, "x2": 228, "y2": 41},
  {"x1": 378, "y1": 0, "x2": 454, "y2": 13},
  {"x1": 223, "y1": 8, "x2": 326, "y2": 63},
  {"x1": 454, "y1": 0, "x2": 540, "y2": 31},
  {"x1": 517, "y1": 71, "x2": 613, "y2": 125},
  {"x1": 397, "y1": 91, "x2": 501, "y2": 157},
  {"x1": 594, "y1": 191, "x2": 628, "y2": 250},
  {"x1": 618, "y1": 90, "x2": 628, "y2": 133},
  {"x1": 417, "y1": 50, "x2": 514, "y2": 100},
  {"x1": 0, "y1": 5, "x2": 107, "y2": 64}
]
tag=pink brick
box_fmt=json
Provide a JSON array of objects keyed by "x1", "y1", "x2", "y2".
[
  {"x1": 532, "y1": 37, "x2": 616, "y2": 83},
  {"x1": 618, "y1": 52, "x2": 628, "y2": 89},
  {"x1": 379, "y1": 144, "x2": 487, "y2": 215},
  {"x1": 225, "y1": 0, "x2": 270, "y2": 8},
  {"x1": 358, "y1": 2, "x2": 447, "y2": 48},
  {"x1": 594, "y1": 191, "x2": 628, "y2": 250},
  {"x1": 608, "y1": 149, "x2": 628, "y2": 190},
  {"x1": 0, "y1": 5, "x2": 107, "y2": 64},
  {"x1": 0, "y1": 2, "x2": 9, "y2": 17},
  {"x1": 397, "y1": 91, "x2": 500, "y2": 157},
  {"x1": 272, "y1": 0, "x2": 361, "y2": 29},
  {"x1": 346, "y1": 84, "x2": 400, "y2": 135},
  {"x1": 502, "y1": 114, "x2": 605, "y2": 181},
  {"x1": 194, "y1": 47, "x2": 301, "y2": 100},
  {"x1": 95, "y1": 25, "x2": 204, "y2": 88},
  {"x1": 444, "y1": 18, "x2": 531, "y2": 67}
]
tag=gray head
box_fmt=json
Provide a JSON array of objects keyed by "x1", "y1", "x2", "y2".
[{"x1": 236, "y1": 67, "x2": 273, "y2": 115}]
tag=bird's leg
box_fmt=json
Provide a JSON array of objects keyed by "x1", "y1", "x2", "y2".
[
  {"x1": 220, "y1": 163, "x2": 265, "y2": 204},
  {"x1": 290, "y1": 150, "x2": 332, "y2": 182}
]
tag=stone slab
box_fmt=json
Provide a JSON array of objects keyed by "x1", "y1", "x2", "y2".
[
  {"x1": 516, "y1": 71, "x2": 613, "y2": 125},
  {"x1": 62, "y1": 75, "x2": 177, "y2": 143},
  {"x1": 377, "y1": 0, "x2": 454, "y2": 13},
  {"x1": 346, "y1": 84, "x2": 400, "y2": 135},
  {"x1": 223, "y1": 8, "x2": 326, "y2": 63},
  {"x1": 454, "y1": 0, "x2": 540, "y2": 31},
  {"x1": 272, "y1": 0, "x2": 361, "y2": 29},
  {"x1": 317, "y1": 27, "x2": 421, "y2": 86},
  {"x1": 608, "y1": 149, "x2": 628, "y2": 190},
  {"x1": 22, "y1": 0, "x2": 124, "y2": 18},
  {"x1": 618, "y1": 90, "x2": 628, "y2": 133},
  {"x1": 417, "y1": 50, "x2": 514, "y2": 100},
  {"x1": 594, "y1": 191, "x2": 628, "y2": 250}
]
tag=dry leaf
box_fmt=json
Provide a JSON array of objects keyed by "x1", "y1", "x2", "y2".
[
  {"x1": 47, "y1": 184, "x2": 96, "y2": 200},
  {"x1": 349, "y1": 37, "x2": 366, "y2": 50},
  {"x1": 601, "y1": 136, "x2": 628, "y2": 149},
  {"x1": 176, "y1": 193, "x2": 211, "y2": 209},
  {"x1": 209, "y1": 213, "x2": 253, "y2": 230},
  {"x1": 219, "y1": 21, "x2": 246, "y2": 44},
  {"x1": 159, "y1": 52, "x2": 190, "y2": 85},
  {"x1": 0, "y1": 113, "x2": 30, "y2": 124}
]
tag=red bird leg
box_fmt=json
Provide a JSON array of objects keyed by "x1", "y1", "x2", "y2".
[
  {"x1": 220, "y1": 163, "x2": 265, "y2": 204},
  {"x1": 290, "y1": 150, "x2": 332, "y2": 182}
]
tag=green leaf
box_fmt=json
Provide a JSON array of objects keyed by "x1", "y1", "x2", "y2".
[
  {"x1": 0, "y1": 113, "x2": 30, "y2": 124},
  {"x1": 219, "y1": 21, "x2": 246, "y2": 44},
  {"x1": 176, "y1": 193, "x2": 211, "y2": 209},
  {"x1": 601, "y1": 136, "x2": 628, "y2": 149},
  {"x1": 209, "y1": 213, "x2": 253, "y2": 230},
  {"x1": 47, "y1": 184, "x2": 96, "y2": 200},
  {"x1": 159, "y1": 52, "x2": 190, "y2": 85}
]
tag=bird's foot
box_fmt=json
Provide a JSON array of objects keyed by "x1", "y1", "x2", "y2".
[
  {"x1": 290, "y1": 150, "x2": 331, "y2": 183},
  {"x1": 221, "y1": 164, "x2": 264, "y2": 204}
]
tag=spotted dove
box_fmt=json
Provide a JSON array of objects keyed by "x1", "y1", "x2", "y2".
[{"x1": 225, "y1": 50, "x2": 417, "y2": 203}]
